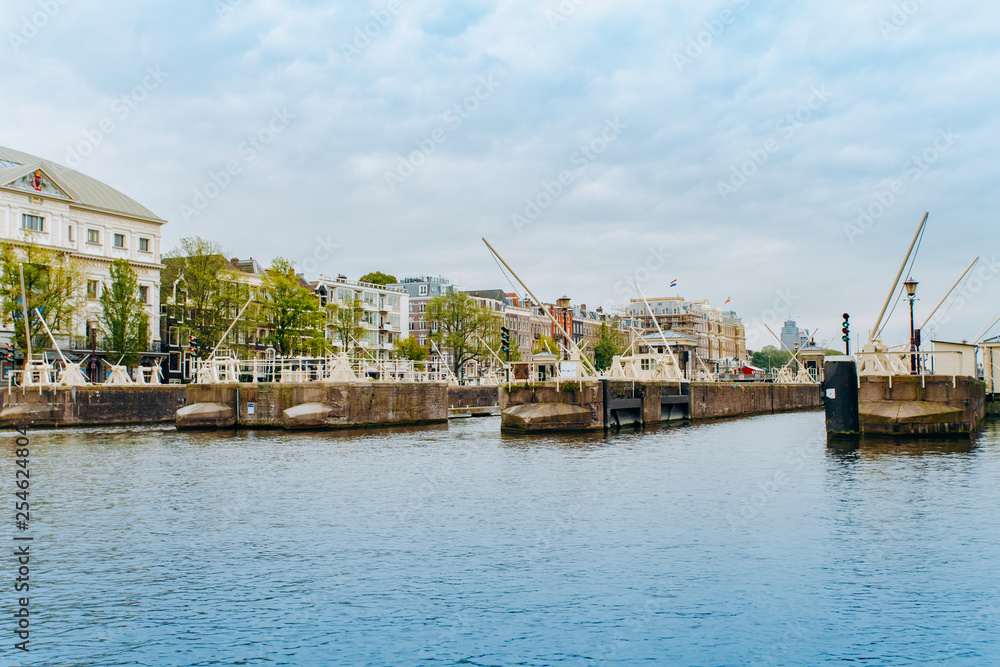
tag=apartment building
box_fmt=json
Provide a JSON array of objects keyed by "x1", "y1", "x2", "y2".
[{"x1": 313, "y1": 274, "x2": 408, "y2": 360}]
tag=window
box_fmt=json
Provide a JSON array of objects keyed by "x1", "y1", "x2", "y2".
[
  {"x1": 114, "y1": 233, "x2": 125, "y2": 248},
  {"x1": 140, "y1": 286, "x2": 149, "y2": 304},
  {"x1": 87, "y1": 229, "x2": 100, "y2": 244},
  {"x1": 87, "y1": 280, "x2": 99, "y2": 300},
  {"x1": 418, "y1": 285, "x2": 428, "y2": 296},
  {"x1": 67, "y1": 225, "x2": 74, "y2": 242},
  {"x1": 22, "y1": 214, "x2": 43, "y2": 232},
  {"x1": 139, "y1": 237, "x2": 150, "y2": 253}
]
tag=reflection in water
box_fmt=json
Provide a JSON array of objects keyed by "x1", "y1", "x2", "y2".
[{"x1": 3, "y1": 413, "x2": 999, "y2": 665}]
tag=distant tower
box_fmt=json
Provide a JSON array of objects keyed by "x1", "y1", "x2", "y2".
[{"x1": 780, "y1": 320, "x2": 800, "y2": 351}]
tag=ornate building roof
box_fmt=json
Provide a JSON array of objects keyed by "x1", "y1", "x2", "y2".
[{"x1": 0, "y1": 145, "x2": 164, "y2": 223}]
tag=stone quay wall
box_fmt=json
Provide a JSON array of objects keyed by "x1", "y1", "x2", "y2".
[
  {"x1": 500, "y1": 380, "x2": 821, "y2": 432},
  {"x1": 0, "y1": 385, "x2": 187, "y2": 428},
  {"x1": 181, "y1": 382, "x2": 450, "y2": 430}
]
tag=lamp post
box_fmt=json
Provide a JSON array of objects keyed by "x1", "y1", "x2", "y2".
[{"x1": 904, "y1": 278, "x2": 918, "y2": 375}]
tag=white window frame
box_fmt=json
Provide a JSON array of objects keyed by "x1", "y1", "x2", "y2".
[{"x1": 22, "y1": 214, "x2": 44, "y2": 232}]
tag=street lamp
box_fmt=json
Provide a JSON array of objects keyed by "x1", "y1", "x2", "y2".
[{"x1": 904, "y1": 278, "x2": 918, "y2": 374}]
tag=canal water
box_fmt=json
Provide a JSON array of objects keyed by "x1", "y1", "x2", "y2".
[{"x1": 4, "y1": 412, "x2": 1000, "y2": 666}]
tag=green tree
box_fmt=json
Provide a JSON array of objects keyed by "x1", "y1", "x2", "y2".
[
  {"x1": 259, "y1": 258, "x2": 325, "y2": 356},
  {"x1": 98, "y1": 259, "x2": 149, "y2": 367},
  {"x1": 593, "y1": 320, "x2": 626, "y2": 371},
  {"x1": 750, "y1": 345, "x2": 790, "y2": 372},
  {"x1": 425, "y1": 291, "x2": 495, "y2": 376},
  {"x1": 393, "y1": 335, "x2": 427, "y2": 361},
  {"x1": 533, "y1": 335, "x2": 559, "y2": 355},
  {"x1": 331, "y1": 296, "x2": 365, "y2": 356},
  {"x1": 0, "y1": 236, "x2": 83, "y2": 357},
  {"x1": 358, "y1": 271, "x2": 397, "y2": 286},
  {"x1": 161, "y1": 236, "x2": 250, "y2": 357}
]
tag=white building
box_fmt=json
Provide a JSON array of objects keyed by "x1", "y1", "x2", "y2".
[
  {"x1": 0, "y1": 146, "x2": 164, "y2": 349},
  {"x1": 312, "y1": 275, "x2": 408, "y2": 360}
]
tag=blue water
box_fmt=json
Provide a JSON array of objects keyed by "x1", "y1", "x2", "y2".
[{"x1": 4, "y1": 412, "x2": 1000, "y2": 666}]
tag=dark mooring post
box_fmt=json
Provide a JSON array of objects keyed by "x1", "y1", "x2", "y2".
[{"x1": 822, "y1": 357, "x2": 860, "y2": 438}]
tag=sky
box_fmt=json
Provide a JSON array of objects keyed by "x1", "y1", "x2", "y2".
[{"x1": 2, "y1": 0, "x2": 999, "y2": 352}]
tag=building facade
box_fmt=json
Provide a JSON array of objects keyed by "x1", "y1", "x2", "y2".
[
  {"x1": 313, "y1": 274, "x2": 407, "y2": 360},
  {"x1": 0, "y1": 145, "x2": 164, "y2": 368},
  {"x1": 780, "y1": 319, "x2": 810, "y2": 352},
  {"x1": 388, "y1": 276, "x2": 454, "y2": 356},
  {"x1": 623, "y1": 296, "x2": 746, "y2": 365}
]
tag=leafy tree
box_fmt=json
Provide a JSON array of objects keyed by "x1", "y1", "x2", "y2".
[
  {"x1": 331, "y1": 296, "x2": 366, "y2": 356},
  {"x1": 750, "y1": 345, "x2": 791, "y2": 371},
  {"x1": 0, "y1": 236, "x2": 83, "y2": 356},
  {"x1": 593, "y1": 320, "x2": 626, "y2": 371},
  {"x1": 425, "y1": 291, "x2": 495, "y2": 376},
  {"x1": 358, "y1": 271, "x2": 398, "y2": 286},
  {"x1": 98, "y1": 259, "x2": 149, "y2": 367},
  {"x1": 161, "y1": 236, "x2": 250, "y2": 357},
  {"x1": 259, "y1": 257, "x2": 325, "y2": 356},
  {"x1": 533, "y1": 335, "x2": 559, "y2": 355},
  {"x1": 393, "y1": 335, "x2": 427, "y2": 361}
]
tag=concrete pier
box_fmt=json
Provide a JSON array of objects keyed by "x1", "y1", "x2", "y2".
[
  {"x1": 500, "y1": 380, "x2": 821, "y2": 432},
  {"x1": 177, "y1": 382, "x2": 449, "y2": 430},
  {"x1": 857, "y1": 375, "x2": 986, "y2": 436}
]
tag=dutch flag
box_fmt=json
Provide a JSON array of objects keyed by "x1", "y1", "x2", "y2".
[{"x1": 670, "y1": 279, "x2": 677, "y2": 288}]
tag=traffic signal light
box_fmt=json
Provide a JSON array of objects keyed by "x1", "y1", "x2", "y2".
[
  {"x1": 189, "y1": 334, "x2": 197, "y2": 353},
  {"x1": 500, "y1": 326, "x2": 510, "y2": 353},
  {"x1": 842, "y1": 313, "x2": 850, "y2": 354},
  {"x1": 4, "y1": 342, "x2": 12, "y2": 362}
]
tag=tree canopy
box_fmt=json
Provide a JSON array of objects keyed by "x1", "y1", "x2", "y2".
[
  {"x1": 260, "y1": 257, "x2": 325, "y2": 356},
  {"x1": 593, "y1": 320, "x2": 626, "y2": 371},
  {"x1": 393, "y1": 335, "x2": 427, "y2": 361},
  {"x1": 358, "y1": 271, "x2": 397, "y2": 286},
  {"x1": 161, "y1": 236, "x2": 249, "y2": 357},
  {"x1": 99, "y1": 259, "x2": 149, "y2": 367},
  {"x1": 0, "y1": 236, "x2": 83, "y2": 355},
  {"x1": 424, "y1": 291, "x2": 496, "y2": 376}
]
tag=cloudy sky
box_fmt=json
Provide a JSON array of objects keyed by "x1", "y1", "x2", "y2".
[{"x1": 2, "y1": 0, "x2": 998, "y2": 350}]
